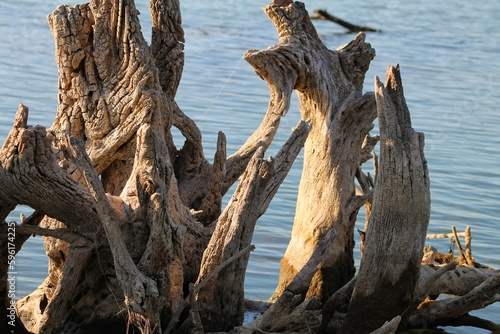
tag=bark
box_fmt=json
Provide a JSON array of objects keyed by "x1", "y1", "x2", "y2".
[
  {"x1": 411, "y1": 272, "x2": 500, "y2": 327},
  {"x1": 245, "y1": 1, "x2": 377, "y2": 303},
  {"x1": 340, "y1": 65, "x2": 431, "y2": 334}
]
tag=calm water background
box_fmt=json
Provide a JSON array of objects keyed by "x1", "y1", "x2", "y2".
[{"x1": 1, "y1": 0, "x2": 499, "y2": 332}]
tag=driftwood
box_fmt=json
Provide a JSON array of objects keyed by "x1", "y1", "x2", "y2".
[
  {"x1": 412, "y1": 271, "x2": 500, "y2": 331},
  {"x1": 195, "y1": 121, "x2": 311, "y2": 332},
  {"x1": 167, "y1": 245, "x2": 256, "y2": 333},
  {"x1": 253, "y1": 0, "x2": 378, "y2": 303},
  {"x1": 368, "y1": 316, "x2": 401, "y2": 334},
  {"x1": 426, "y1": 225, "x2": 478, "y2": 267},
  {"x1": 238, "y1": 228, "x2": 336, "y2": 333},
  {"x1": 340, "y1": 65, "x2": 431, "y2": 333},
  {"x1": 411, "y1": 227, "x2": 500, "y2": 331},
  {"x1": 311, "y1": 9, "x2": 381, "y2": 33},
  {"x1": 1, "y1": 1, "x2": 499, "y2": 334}
]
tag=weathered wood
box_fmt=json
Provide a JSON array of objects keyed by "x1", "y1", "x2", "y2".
[
  {"x1": 2, "y1": 1, "x2": 500, "y2": 333},
  {"x1": 15, "y1": 223, "x2": 91, "y2": 247},
  {"x1": 368, "y1": 316, "x2": 400, "y2": 334},
  {"x1": 0, "y1": 105, "x2": 100, "y2": 226},
  {"x1": 418, "y1": 265, "x2": 499, "y2": 299},
  {"x1": 311, "y1": 9, "x2": 381, "y2": 33},
  {"x1": 196, "y1": 147, "x2": 273, "y2": 332},
  {"x1": 167, "y1": 245, "x2": 255, "y2": 333},
  {"x1": 245, "y1": 1, "x2": 377, "y2": 303},
  {"x1": 234, "y1": 293, "x2": 322, "y2": 334},
  {"x1": 191, "y1": 132, "x2": 227, "y2": 225},
  {"x1": 8, "y1": 0, "x2": 306, "y2": 330},
  {"x1": 413, "y1": 313, "x2": 500, "y2": 332},
  {"x1": 0, "y1": 106, "x2": 108, "y2": 331},
  {"x1": 237, "y1": 227, "x2": 335, "y2": 333},
  {"x1": 415, "y1": 262, "x2": 457, "y2": 300},
  {"x1": 196, "y1": 120, "x2": 310, "y2": 332},
  {"x1": 416, "y1": 263, "x2": 500, "y2": 332},
  {"x1": 6, "y1": 1, "x2": 189, "y2": 331},
  {"x1": 150, "y1": 0, "x2": 184, "y2": 98},
  {"x1": 411, "y1": 272, "x2": 500, "y2": 327},
  {"x1": 426, "y1": 230, "x2": 467, "y2": 239},
  {"x1": 425, "y1": 226, "x2": 491, "y2": 269},
  {"x1": 339, "y1": 65, "x2": 431, "y2": 334},
  {"x1": 48, "y1": 3, "x2": 165, "y2": 175},
  {"x1": 38, "y1": 246, "x2": 94, "y2": 333},
  {"x1": 450, "y1": 225, "x2": 475, "y2": 266},
  {"x1": 40, "y1": 3, "x2": 180, "y2": 330},
  {"x1": 319, "y1": 277, "x2": 357, "y2": 332}
]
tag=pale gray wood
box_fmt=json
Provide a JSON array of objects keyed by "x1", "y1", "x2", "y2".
[
  {"x1": 1, "y1": 1, "x2": 499, "y2": 333},
  {"x1": 196, "y1": 120, "x2": 310, "y2": 332},
  {"x1": 243, "y1": 1, "x2": 377, "y2": 303},
  {"x1": 340, "y1": 65, "x2": 430, "y2": 334}
]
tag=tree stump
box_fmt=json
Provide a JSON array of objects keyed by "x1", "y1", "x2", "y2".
[
  {"x1": 244, "y1": 0, "x2": 378, "y2": 303},
  {"x1": 340, "y1": 65, "x2": 430, "y2": 333}
]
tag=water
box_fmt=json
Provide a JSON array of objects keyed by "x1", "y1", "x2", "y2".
[{"x1": 1, "y1": 0, "x2": 499, "y2": 333}]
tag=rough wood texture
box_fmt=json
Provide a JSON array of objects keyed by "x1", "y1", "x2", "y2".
[
  {"x1": 339, "y1": 65, "x2": 431, "y2": 334},
  {"x1": 2, "y1": 0, "x2": 499, "y2": 333},
  {"x1": 368, "y1": 316, "x2": 400, "y2": 334},
  {"x1": 1, "y1": 106, "x2": 123, "y2": 333},
  {"x1": 411, "y1": 272, "x2": 500, "y2": 327},
  {"x1": 196, "y1": 121, "x2": 310, "y2": 332},
  {"x1": 0, "y1": 106, "x2": 100, "y2": 225},
  {"x1": 418, "y1": 264, "x2": 499, "y2": 298},
  {"x1": 245, "y1": 1, "x2": 377, "y2": 303},
  {"x1": 1, "y1": 0, "x2": 309, "y2": 332},
  {"x1": 196, "y1": 148, "x2": 273, "y2": 332}
]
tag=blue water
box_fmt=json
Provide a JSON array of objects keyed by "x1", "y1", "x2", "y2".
[{"x1": 1, "y1": 1, "x2": 499, "y2": 333}]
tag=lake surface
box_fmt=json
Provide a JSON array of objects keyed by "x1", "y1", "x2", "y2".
[{"x1": 1, "y1": 0, "x2": 499, "y2": 333}]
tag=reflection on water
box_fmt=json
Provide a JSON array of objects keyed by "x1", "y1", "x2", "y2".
[{"x1": 1, "y1": 0, "x2": 499, "y2": 332}]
